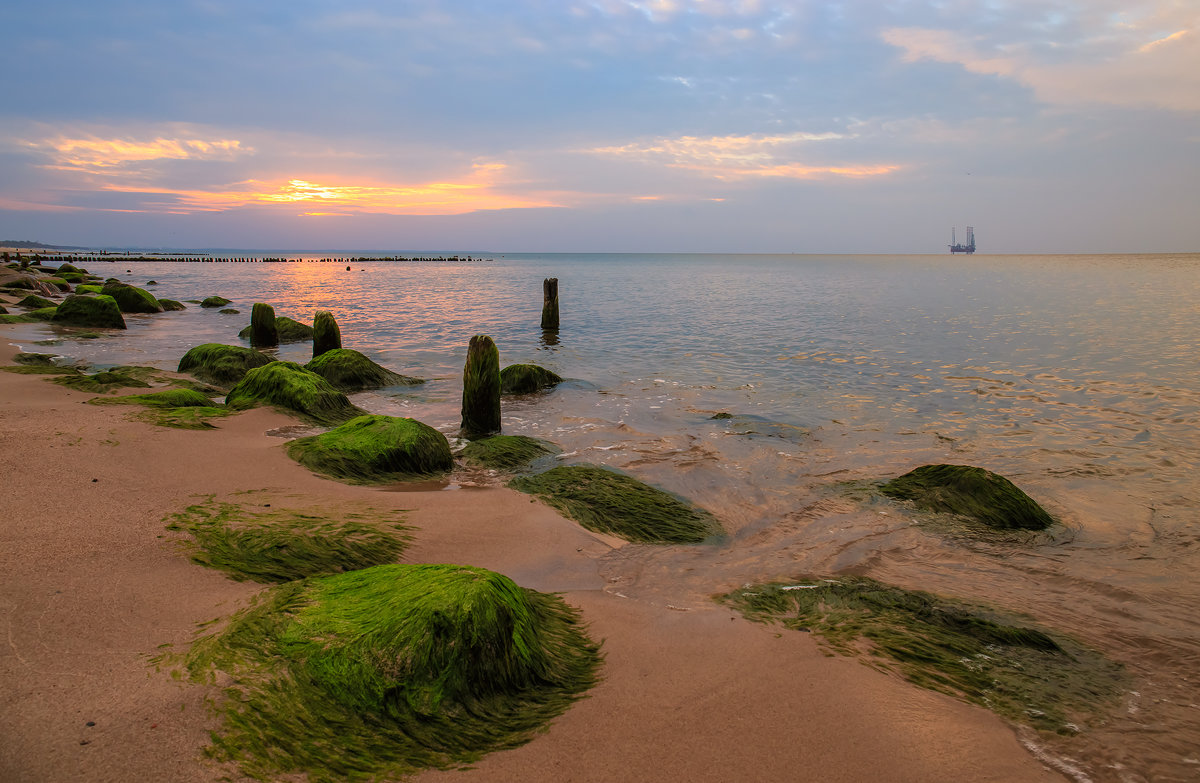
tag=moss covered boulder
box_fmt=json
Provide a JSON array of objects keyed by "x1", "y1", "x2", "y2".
[
  {"x1": 17, "y1": 294, "x2": 57, "y2": 309},
  {"x1": 460, "y1": 435, "x2": 558, "y2": 471},
  {"x1": 180, "y1": 563, "x2": 600, "y2": 781},
  {"x1": 26, "y1": 307, "x2": 58, "y2": 321},
  {"x1": 157, "y1": 298, "x2": 186, "y2": 311},
  {"x1": 510, "y1": 464, "x2": 722, "y2": 543},
  {"x1": 201, "y1": 295, "x2": 231, "y2": 308},
  {"x1": 178, "y1": 343, "x2": 273, "y2": 387},
  {"x1": 500, "y1": 363, "x2": 564, "y2": 395},
  {"x1": 75, "y1": 284, "x2": 103, "y2": 295},
  {"x1": 101, "y1": 281, "x2": 163, "y2": 313},
  {"x1": 51, "y1": 294, "x2": 126, "y2": 329},
  {"x1": 304, "y1": 348, "x2": 423, "y2": 391},
  {"x1": 288, "y1": 414, "x2": 452, "y2": 483},
  {"x1": 312, "y1": 310, "x2": 341, "y2": 358},
  {"x1": 57, "y1": 263, "x2": 83, "y2": 274},
  {"x1": 225, "y1": 361, "x2": 364, "y2": 424},
  {"x1": 880, "y1": 464, "x2": 1054, "y2": 531},
  {"x1": 238, "y1": 315, "x2": 313, "y2": 344}
]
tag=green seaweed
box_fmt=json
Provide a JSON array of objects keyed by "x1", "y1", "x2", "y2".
[
  {"x1": 175, "y1": 563, "x2": 600, "y2": 782},
  {"x1": 312, "y1": 310, "x2": 342, "y2": 358},
  {"x1": 499, "y1": 363, "x2": 563, "y2": 395},
  {"x1": 53, "y1": 369, "x2": 152, "y2": 394},
  {"x1": 101, "y1": 281, "x2": 163, "y2": 313},
  {"x1": 75, "y1": 284, "x2": 103, "y2": 294},
  {"x1": 17, "y1": 294, "x2": 56, "y2": 310},
  {"x1": 287, "y1": 414, "x2": 452, "y2": 484},
  {"x1": 220, "y1": 308, "x2": 240, "y2": 314},
  {"x1": 720, "y1": 576, "x2": 1124, "y2": 733},
  {"x1": 26, "y1": 306, "x2": 58, "y2": 321},
  {"x1": 163, "y1": 499, "x2": 411, "y2": 582},
  {"x1": 461, "y1": 334, "x2": 501, "y2": 439},
  {"x1": 42, "y1": 277, "x2": 71, "y2": 291},
  {"x1": 880, "y1": 464, "x2": 1054, "y2": 531},
  {"x1": 305, "y1": 348, "x2": 423, "y2": 391},
  {"x1": 1, "y1": 364, "x2": 83, "y2": 376},
  {"x1": 158, "y1": 298, "x2": 186, "y2": 311},
  {"x1": 177, "y1": 343, "x2": 273, "y2": 387},
  {"x1": 225, "y1": 361, "x2": 365, "y2": 424},
  {"x1": 509, "y1": 464, "x2": 722, "y2": 543},
  {"x1": 459, "y1": 435, "x2": 559, "y2": 471},
  {"x1": 0, "y1": 313, "x2": 37, "y2": 324},
  {"x1": 89, "y1": 388, "x2": 230, "y2": 428},
  {"x1": 52, "y1": 294, "x2": 126, "y2": 329},
  {"x1": 201, "y1": 295, "x2": 231, "y2": 308},
  {"x1": 13, "y1": 352, "x2": 61, "y2": 366}
]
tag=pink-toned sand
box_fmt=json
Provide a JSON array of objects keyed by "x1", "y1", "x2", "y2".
[{"x1": 0, "y1": 340, "x2": 1063, "y2": 782}]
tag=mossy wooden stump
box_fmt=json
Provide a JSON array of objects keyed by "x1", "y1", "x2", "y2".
[
  {"x1": 249, "y1": 302, "x2": 279, "y2": 347},
  {"x1": 541, "y1": 277, "x2": 559, "y2": 330},
  {"x1": 312, "y1": 310, "x2": 342, "y2": 358},
  {"x1": 880, "y1": 464, "x2": 1054, "y2": 530},
  {"x1": 461, "y1": 334, "x2": 501, "y2": 439}
]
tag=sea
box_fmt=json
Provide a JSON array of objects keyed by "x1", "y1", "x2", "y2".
[{"x1": 7, "y1": 251, "x2": 1199, "y2": 782}]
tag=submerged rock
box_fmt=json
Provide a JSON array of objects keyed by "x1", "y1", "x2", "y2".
[
  {"x1": 459, "y1": 435, "x2": 558, "y2": 471},
  {"x1": 157, "y1": 298, "x2": 186, "y2": 311},
  {"x1": 238, "y1": 315, "x2": 314, "y2": 343},
  {"x1": 499, "y1": 363, "x2": 563, "y2": 395},
  {"x1": 177, "y1": 343, "x2": 273, "y2": 387},
  {"x1": 288, "y1": 414, "x2": 452, "y2": 483},
  {"x1": 100, "y1": 281, "x2": 163, "y2": 313},
  {"x1": 879, "y1": 464, "x2": 1054, "y2": 530},
  {"x1": 304, "y1": 348, "x2": 423, "y2": 391},
  {"x1": 200, "y1": 295, "x2": 231, "y2": 308},
  {"x1": 509, "y1": 464, "x2": 722, "y2": 544},
  {"x1": 225, "y1": 361, "x2": 363, "y2": 424},
  {"x1": 51, "y1": 294, "x2": 126, "y2": 329}
]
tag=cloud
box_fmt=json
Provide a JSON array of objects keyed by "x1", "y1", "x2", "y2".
[
  {"x1": 882, "y1": 22, "x2": 1200, "y2": 112},
  {"x1": 30, "y1": 134, "x2": 252, "y2": 172},
  {"x1": 589, "y1": 131, "x2": 900, "y2": 179}
]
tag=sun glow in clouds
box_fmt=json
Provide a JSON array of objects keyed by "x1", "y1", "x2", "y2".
[{"x1": 35, "y1": 134, "x2": 250, "y2": 171}]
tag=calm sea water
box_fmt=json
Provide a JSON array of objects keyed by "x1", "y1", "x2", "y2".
[{"x1": 9, "y1": 252, "x2": 1200, "y2": 781}]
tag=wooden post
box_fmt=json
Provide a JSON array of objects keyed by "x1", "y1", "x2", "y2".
[
  {"x1": 540, "y1": 277, "x2": 559, "y2": 330},
  {"x1": 460, "y1": 334, "x2": 501, "y2": 439},
  {"x1": 312, "y1": 310, "x2": 342, "y2": 358},
  {"x1": 249, "y1": 302, "x2": 278, "y2": 347}
]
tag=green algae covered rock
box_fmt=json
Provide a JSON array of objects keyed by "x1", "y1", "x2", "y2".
[
  {"x1": 460, "y1": 435, "x2": 558, "y2": 471},
  {"x1": 239, "y1": 315, "x2": 314, "y2": 344},
  {"x1": 500, "y1": 363, "x2": 564, "y2": 395},
  {"x1": 18, "y1": 294, "x2": 56, "y2": 310},
  {"x1": 178, "y1": 343, "x2": 273, "y2": 387},
  {"x1": 90, "y1": 388, "x2": 232, "y2": 429},
  {"x1": 52, "y1": 294, "x2": 126, "y2": 329},
  {"x1": 14, "y1": 352, "x2": 60, "y2": 366},
  {"x1": 57, "y1": 263, "x2": 83, "y2": 274},
  {"x1": 461, "y1": 334, "x2": 501, "y2": 439},
  {"x1": 225, "y1": 361, "x2": 364, "y2": 424},
  {"x1": 54, "y1": 369, "x2": 152, "y2": 394},
  {"x1": 157, "y1": 298, "x2": 186, "y2": 311},
  {"x1": 510, "y1": 464, "x2": 722, "y2": 543},
  {"x1": 104, "y1": 388, "x2": 217, "y2": 408},
  {"x1": 100, "y1": 281, "x2": 163, "y2": 313},
  {"x1": 312, "y1": 310, "x2": 341, "y2": 358},
  {"x1": 304, "y1": 348, "x2": 423, "y2": 391},
  {"x1": 179, "y1": 563, "x2": 600, "y2": 781},
  {"x1": 880, "y1": 464, "x2": 1054, "y2": 531},
  {"x1": 42, "y1": 277, "x2": 71, "y2": 291},
  {"x1": 201, "y1": 295, "x2": 231, "y2": 308},
  {"x1": 721, "y1": 575, "x2": 1124, "y2": 734},
  {"x1": 26, "y1": 307, "x2": 58, "y2": 321},
  {"x1": 75, "y1": 284, "x2": 103, "y2": 295},
  {"x1": 288, "y1": 414, "x2": 452, "y2": 483}
]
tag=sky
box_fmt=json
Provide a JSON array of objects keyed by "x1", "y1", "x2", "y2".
[{"x1": 1, "y1": 0, "x2": 1197, "y2": 253}]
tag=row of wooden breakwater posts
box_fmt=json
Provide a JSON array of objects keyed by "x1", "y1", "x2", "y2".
[{"x1": 1, "y1": 253, "x2": 489, "y2": 264}]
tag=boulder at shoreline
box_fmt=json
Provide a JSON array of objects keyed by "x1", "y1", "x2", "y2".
[
  {"x1": 225, "y1": 361, "x2": 363, "y2": 424},
  {"x1": 880, "y1": 464, "x2": 1054, "y2": 530},
  {"x1": 305, "y1": 348, "x2": 423, "y2": 391},
  {"x1": 51, "y1": 294, "x2": 126, "y2": 329},
  {"x1": 287, "y1": 414, "x2": 452, "y2": 483},
  {"x1": 500, "y1": 363, "x2": 564, "y2": 394},
  {"x1": 177, "y1": 343, "x2": 273, "y2": 387}
]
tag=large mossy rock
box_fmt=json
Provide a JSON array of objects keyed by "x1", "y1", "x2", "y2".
[
  {"x1": 304, "y1": 348, "x2": 423, "y2": 391},
  {"x1": 51, "y1": 294, "x2": 126, "y2": 329},
  {"x1": 201, "y1": 295, "x2": 231, "y2": 308},
  {"x1": 101, "y1": 281, "x2": 163, "y2": 313},
  {"x1": 500, "y1": 363, "x2": 563, "y2": 395},
  {"x1": 75, "y1": 284, "x2": 103, "y2": 295},
  {"x1": 18, "y1": 294, "x2": 57, "y2": 310},
  {"x1": 312, "y1": 310, "x2": 341, "y2": 358},
  {"x1": 460, "y1": 435, "x2": 558, "y2": 471},
  {"x1": 239, "y1": 316, "x2": 313, "y2": 343},
  {"x1": 178, "y1": 343, "x2": 273, "y2": 387},
  {"x1": 509, "y1": 464, "x2": 722, "y2": 543},
  {"x1": 225, "y1": 361, "x2": 363, "y2": 424},
  {"x1": 182, "y1": 563, "x2": 600, "y2": 781},
  {"x1": 288, "y1": 414, "x2": 452, "y2": 483},
  {"x1": 879, "y1": 464, "x2": 1054, "y2": 531}
]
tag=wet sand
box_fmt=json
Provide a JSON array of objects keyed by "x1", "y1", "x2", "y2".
[{"x1": 0, "y1": 339, "x2": 1063, "y2": 782}]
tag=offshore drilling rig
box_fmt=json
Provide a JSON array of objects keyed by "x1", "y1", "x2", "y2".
[{"x1": 949, "y1": 226, "x2": 976, "y2": 254}]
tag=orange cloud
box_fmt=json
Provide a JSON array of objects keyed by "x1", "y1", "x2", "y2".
[
  {"x1": 589, "y1": 131, "x2": 899, "y2": 180},
  {"x1": 96, "y1": 165, "x2": 557, "y2": 216},
  {"x1": 34, "y1": 134, "x2": 251, "y2": 171}
]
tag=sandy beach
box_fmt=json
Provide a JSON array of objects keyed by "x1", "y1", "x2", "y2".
[{"x1": 0, "y1": 332, "x2": 1068, "y2": 783}]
